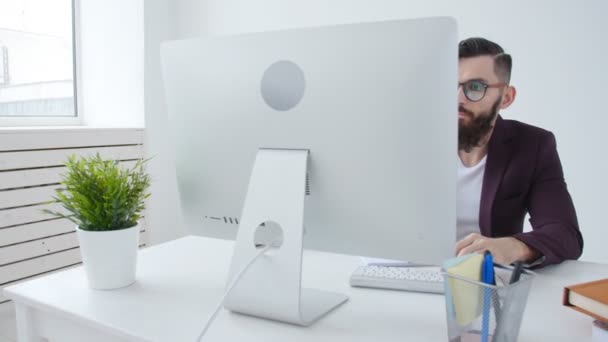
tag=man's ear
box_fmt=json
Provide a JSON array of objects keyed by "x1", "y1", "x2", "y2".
[{"x1": 500, "y1": 86, "x2": 517, "y2": 110}]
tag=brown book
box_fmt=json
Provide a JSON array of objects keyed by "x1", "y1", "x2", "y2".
[{"x1": 563, "y1": 278, "x2": 608, "y2": 323}]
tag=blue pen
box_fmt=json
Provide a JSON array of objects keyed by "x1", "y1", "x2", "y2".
[{"x1": 481, "y1": 251, "x2": 495, "y2": 342}]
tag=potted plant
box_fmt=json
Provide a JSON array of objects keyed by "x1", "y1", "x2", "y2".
[{"x1": 44, "y1": 154, "x2": 151, "y2": 290}]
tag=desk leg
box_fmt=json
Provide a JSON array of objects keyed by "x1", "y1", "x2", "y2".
[{"x1": 14, "y1": 303, "x2": 42, "y2": 342}]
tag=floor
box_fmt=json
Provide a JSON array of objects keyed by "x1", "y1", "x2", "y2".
[{"x1": 0, "y1": 302, "x2": 17, "y2": 342}]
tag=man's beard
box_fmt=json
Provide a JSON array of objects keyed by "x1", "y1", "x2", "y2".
[{"x1": 458, "y1": 98, "x2": 501, "y2": 152}]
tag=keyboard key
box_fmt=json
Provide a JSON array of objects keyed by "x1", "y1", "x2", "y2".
[{"x1": 350, "y1": 265, "x2": 444, "y2": 294}]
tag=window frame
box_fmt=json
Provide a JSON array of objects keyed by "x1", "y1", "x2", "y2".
[{"x1": 0, "y1": 0, "x2": 82, "y2": 127}]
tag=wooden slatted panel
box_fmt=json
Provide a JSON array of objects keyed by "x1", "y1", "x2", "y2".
[
  {"x1": 0, "y1": 228, "x2": 147, "y2": 266},
  {"x1": 0, "y1": 128, "x2": 144, "y2": 151},
  {"x1": 0, "y1": 217, "x2": 146, "y2": 247},
  {"x1": 0, "y1": 166, "x2": 64, "y2": 189},
  {"x1": 0, "y1": 219, "x2": 74, "y2": 247},
  {"x1": 0, "y1": 145, "x2": 143, "y2": 171},
  {"x1": 0, "y1": 128, "x2": 147, "y2": 304},
  {"x1": 0, "y1": 248, "x2": 82, "y2": 284},
  {"x1": 0, "y1": 232, "x2": 78, "y2": 265},
  {"x1": 0, "y1": 202, "x2": 66, "y2": 228},
  {"x1": 0, "y1": 184, "x2": 60, "y2": 209},
  {"x1": 0, "y1": 161, "x2": 139, "y2": 209},
  {"x1": 0, "y1": 160, "x2": 138, "y2": 190}
]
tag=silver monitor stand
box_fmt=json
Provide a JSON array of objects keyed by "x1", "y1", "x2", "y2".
[{"x1": 224, "y1": 149, "x2": 348, "y2": 325}]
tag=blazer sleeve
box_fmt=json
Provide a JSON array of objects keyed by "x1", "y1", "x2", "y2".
[{"x1": 513, "y1": 132, "x2": 583, "y2": 267}]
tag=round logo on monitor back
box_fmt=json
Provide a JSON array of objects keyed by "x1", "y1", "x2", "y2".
[{"x1": 260, "y1": 60, "x2": 306, "y2": 111}]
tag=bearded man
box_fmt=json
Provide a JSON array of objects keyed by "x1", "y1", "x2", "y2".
[{"x1": 453, "y1": 37, "x2": 583, "y2": 267}]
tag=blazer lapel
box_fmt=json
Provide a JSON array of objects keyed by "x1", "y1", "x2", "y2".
[{"x1": 479, "y1": 115, "x2": 515, "y2": 237}]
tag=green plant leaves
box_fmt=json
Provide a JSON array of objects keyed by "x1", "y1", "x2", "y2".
[{"x1": 43, "y1": 153, "x2": 151, "y2": 231}]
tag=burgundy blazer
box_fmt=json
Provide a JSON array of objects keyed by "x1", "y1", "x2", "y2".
[{"x1": 480, "y1": 116, "x2": 583, "y2": 267}]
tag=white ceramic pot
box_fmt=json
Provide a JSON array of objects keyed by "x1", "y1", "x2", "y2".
[{"x1": 76, "y1": 224, "x2": 139, "y2": 290}]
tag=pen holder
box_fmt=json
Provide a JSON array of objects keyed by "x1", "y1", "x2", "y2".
[{"x1": 441, "y1": 264, "x2": 535, "y2": 342}]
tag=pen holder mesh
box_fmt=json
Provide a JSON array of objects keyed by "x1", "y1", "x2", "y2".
[{"x1": 441, "y1": 264, "x2": 535, "y2": 342}]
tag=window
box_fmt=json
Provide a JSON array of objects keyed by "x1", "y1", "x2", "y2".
[{"x1": 0, "y1": 0, "x2": 78, "y2": 126}]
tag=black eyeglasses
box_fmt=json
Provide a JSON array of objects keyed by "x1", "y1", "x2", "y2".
[{"x1": 458, "y1": 80, "x2": 507, "y2": 102}]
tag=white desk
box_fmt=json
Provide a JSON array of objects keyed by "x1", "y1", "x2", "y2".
[{"x1": 4, "y1": 236, "x2": 607, "y2": 341}]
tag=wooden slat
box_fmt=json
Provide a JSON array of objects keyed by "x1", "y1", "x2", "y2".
[
  {"x1": 0, "y1": 248, "x2": 82, "y2": 284},
  {"x1": 0, "y1": 128, "x2": 143, "y2": 152},
  {"x1": 0, "y1": 145, "x2": 143, "y2": 171},
  {"x1": 1, "y1": 218, "x2": 146, "y2": 247},
  {"x1": 0, "y1": 224, "x2": 147, "y2": 260},
  {"x1": 0, "y1": 230, "x2": 144, "y2": 266},
  {"x1": 0, "y1": 184, "x2": 60, "y2": 209},
  {"x1": 0, "y1": 166, "x2": 63, "y2": 190},
  {"x1": 0, "y1": 202, "x2": 66, "y2": 228},
  {"x1": 0, "y1": 232, "x2": 78, "y2": 265},
  {"x1": 0, "y1": 161, "x2": 139, "y2": 190},
  {"x1": 0, "y1": 219, "x2": 74, "y2": 247},
  {"x1": 0, "y1": 263, "x2": 81, "y2": 303}
]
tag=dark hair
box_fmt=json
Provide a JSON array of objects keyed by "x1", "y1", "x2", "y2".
[{"x1": 459, "y1": 37, "x2": 512, "y2": 83}]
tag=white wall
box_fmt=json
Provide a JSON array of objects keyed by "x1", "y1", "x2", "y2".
[
  {"x1": 79, "y1": 0, "x2": 144, "y2": 127},
  {"x1": 153, "y1": 0, "x2": 607, "y2": 262},
  {"x1": 143, "y1": 0, "x2": 187, "y2": 245}
]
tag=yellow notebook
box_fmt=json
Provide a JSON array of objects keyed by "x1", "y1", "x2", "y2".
[{"x1": 446, "y1": 253, "x2": 484, "y2": 325}]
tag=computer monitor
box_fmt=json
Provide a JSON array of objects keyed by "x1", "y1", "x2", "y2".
[{"x1": 161, "y1": 17, "x2": 457, "y2": 326}]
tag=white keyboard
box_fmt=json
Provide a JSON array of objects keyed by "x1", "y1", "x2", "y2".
[{"x1": 350, "y1": 265, "x2": 445, "y2": 294}]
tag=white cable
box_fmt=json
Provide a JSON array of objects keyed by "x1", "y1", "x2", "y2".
[{"x1": 195, "y1": 243, "x2": 275, "y2": 342}]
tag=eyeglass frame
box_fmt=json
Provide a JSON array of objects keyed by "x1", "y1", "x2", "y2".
[{"x1": 458, "y1": 79, "x2": 508, "y2": 102}]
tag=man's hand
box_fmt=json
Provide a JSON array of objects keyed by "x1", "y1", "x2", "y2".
[{"x1": 454, "y1": 233, "x2": 540, "y2": 265}]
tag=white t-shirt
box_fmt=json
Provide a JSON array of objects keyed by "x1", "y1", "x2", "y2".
[{"x1": 457, "y1": 156, "x2": 487, "y2": 241}]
